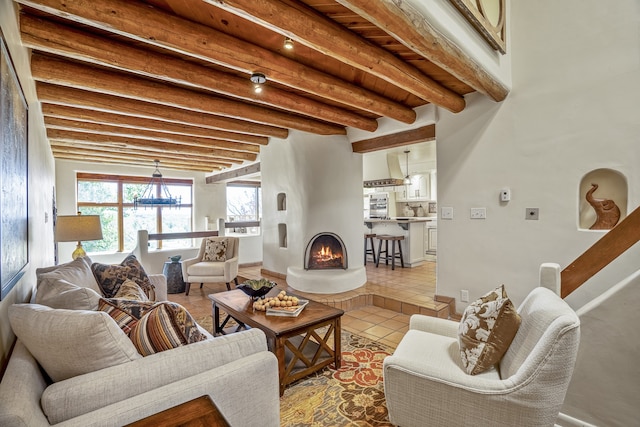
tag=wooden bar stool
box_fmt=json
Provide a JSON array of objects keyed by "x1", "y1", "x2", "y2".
[
  {"x1": 376, "y1": 235, "x2": 405, "y2": 270},
  {"x1": 364, "y1": 233, "x2": 377, "y2": 265}
]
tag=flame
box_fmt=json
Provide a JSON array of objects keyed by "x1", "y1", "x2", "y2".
[{"x1": 314, "y1": 245, "x2": 341, "y2": 262}]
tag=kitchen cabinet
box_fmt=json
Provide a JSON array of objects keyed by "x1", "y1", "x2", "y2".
[
  {"x1": 396, "y1": 173, "x2": 430, "y2": 202},
  {"x1": 425, "y1": 222, "x2": 437, "y2": 254}
]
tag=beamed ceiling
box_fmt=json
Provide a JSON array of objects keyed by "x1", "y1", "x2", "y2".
[{"x1": 14, "y1": 0, "x2": 509, "y2": 173}]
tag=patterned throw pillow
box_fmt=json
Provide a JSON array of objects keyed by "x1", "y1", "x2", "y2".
[
  {"x1": 114, "y1": 279, "x2": 150, "y2": 301},
  {"x1": 129, "y1": 301, "x2": 208, "y2": 356},
  {"x1": 458, "y1": 285, "x2": 521, "y2": 375},
  {"x1": 202, "y1": 238, "x2": 228, "y2": 262},
  {"x1": 98, "y1": 298, "x2": 156, "y2": 335},
  {"x1": 91, "y1": 254, "x2": 154, "y2": 298}
]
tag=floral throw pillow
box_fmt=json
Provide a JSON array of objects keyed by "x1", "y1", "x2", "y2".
[
  {"x1": 91, "y1": 254, "x2": 154, "y2": 298},
  {"x1": 202, "y1": 238, "x2": 228, "y2": 262},
  {"x1": 458, "y1": 285, "x2": 521, "y2": 375}
]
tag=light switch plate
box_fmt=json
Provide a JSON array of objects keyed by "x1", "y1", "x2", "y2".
[
  {"x1": 470, "y1": 207, "x2": 486, "y2": 219},
  {"x1": 441, "y1": 206, "x2": 454, "y2": 220}
]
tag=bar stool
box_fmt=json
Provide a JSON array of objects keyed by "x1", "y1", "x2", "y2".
[
  {"x1": 364, "y1": 233, "x2": 377, "y2": 265},
  {"x1": 376, "y1": 235, "x2": 405, "y2": 270}
]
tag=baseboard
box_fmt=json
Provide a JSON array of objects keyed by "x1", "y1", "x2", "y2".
[{"x1": 260, "y1": 267, "x2": 286, "y2": 279}]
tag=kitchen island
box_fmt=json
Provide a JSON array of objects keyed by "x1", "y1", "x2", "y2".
[{"x1": 364, "y1": 217, "x2": 436, "y2": 267}]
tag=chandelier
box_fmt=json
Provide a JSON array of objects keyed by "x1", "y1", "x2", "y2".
[{"x1": 134, "y1": 160, "x2": 181, "y2": 209}]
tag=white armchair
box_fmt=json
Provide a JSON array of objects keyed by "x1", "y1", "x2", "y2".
[
  {"x1": 383, "y1": 287, "x2": 580, "y2": 427},
  {"x1": 182, "y1": 237, "x2": 240, "y2": 295}
]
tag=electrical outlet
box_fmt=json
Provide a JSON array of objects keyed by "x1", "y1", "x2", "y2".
[
  {"x1": 460, "y1": 289, "x2": 469, "y2": 303},
  {"x1": 500, "y1": 188, "x2": 511, "y2": 202},
  {"x1": 470, "y1": 207, "x2": 486, "y2": 219},
  {"x1": 441, "y1": 206, "x2": 454, "y2": 220},
  {"x1": 526, "y1": 208, "x2": 539, "y2": 220}
]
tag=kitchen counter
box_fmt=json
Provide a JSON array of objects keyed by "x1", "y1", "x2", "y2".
[{"x1": 365, "y1": 217, "x2": 436, "y2": 267}]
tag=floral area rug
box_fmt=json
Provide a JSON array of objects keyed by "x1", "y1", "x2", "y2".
[
  {"x1": 196, "y1": 315, "x2": 394, "y2": 426},
  {"x1": 280, "y1": 331, "x2": 394, "y2": 426}
]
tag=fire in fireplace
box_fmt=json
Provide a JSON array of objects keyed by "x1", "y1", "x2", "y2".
[{"x1": 304, "y1": 232, "x2": 348, "y2": 270}]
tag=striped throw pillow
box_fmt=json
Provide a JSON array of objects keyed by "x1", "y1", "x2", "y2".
[{"x1": 129, "y1": 302, "x2": 207, "y2": 356}]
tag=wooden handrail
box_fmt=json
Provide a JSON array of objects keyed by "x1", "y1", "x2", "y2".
[
  {"x1": 148, "y1": 231, "x2": 219, "y2": 241},
  {"x1": 561, "y1": 205, "x2": 640, "y2": 298}
]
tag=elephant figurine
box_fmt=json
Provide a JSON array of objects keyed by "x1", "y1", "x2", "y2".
[{"x1": 586, "y1": 183, "x2": 620, "y2": 230}]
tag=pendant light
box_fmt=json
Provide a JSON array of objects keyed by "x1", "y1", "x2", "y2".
[
  {"x1": 403, "y1": 150, "x2": 411, "y2": 185},
  {"x1": 134, "y1": 160, "x2": 181, "y2": 209}
]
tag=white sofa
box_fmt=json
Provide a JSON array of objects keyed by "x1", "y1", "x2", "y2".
[{"x1": 0, "y1": 257, "x2": 280, "y2": 426}]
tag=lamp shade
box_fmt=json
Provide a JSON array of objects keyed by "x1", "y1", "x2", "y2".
[{"x1": 55, "y1": 215, "x2": 103, "y2": 243}]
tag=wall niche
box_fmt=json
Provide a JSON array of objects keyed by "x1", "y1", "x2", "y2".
[{"x1": 578, "y1": 169, "x2": 627, "y2": 230}]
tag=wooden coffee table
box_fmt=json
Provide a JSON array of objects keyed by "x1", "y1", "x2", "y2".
[{"x1": 208, "y1": 288, "x2": 344, "y2": 395}]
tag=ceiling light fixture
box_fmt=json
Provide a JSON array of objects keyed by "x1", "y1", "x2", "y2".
[
  {"x1": 134, "y1": 160, "x2": 181, "y2": 209},
  {"x1": 250, "y1": 72, "x2": 266, "y2": 93},
  {"x1": 403, "y1": 150, "x2": 412, "y2": 185},
  {"x1": 284, "y1": 37, "x2": 294, "y2": 50}
]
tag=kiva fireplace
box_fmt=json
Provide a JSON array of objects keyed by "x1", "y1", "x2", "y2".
[{"x1": 304, "y1": 232, "x2": 347, "y2": 270}]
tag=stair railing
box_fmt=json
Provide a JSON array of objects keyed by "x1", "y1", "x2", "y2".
[{"x1": 561, "y1": 205, "x2": 640, "y2": 298}]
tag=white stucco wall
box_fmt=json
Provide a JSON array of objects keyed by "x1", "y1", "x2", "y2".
[
  {"x1": 435, "y1": 0, "x2": 640, "y2": 311},
  {"x1": 0, "y1": 0, "x2": 56, "y2": 360},
  {"x1": 261, "y1": 131, "x2": 364, "y2": 276}
]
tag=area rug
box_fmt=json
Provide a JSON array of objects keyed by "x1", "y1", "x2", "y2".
[
  {"x1": 195, "y1": 316, "x2": 395, "y2": 426},
  {"x1": 281, "y1": 331, "x2": 394, "y2": 426}
]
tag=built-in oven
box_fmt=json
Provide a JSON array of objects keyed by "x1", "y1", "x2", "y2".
[{"x1": 369, "y1": 192, "x2": 389, "y2": 218}]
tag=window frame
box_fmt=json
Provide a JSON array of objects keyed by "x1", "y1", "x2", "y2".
[{"x1": 76, "y1": 172, "x2": 193, "y2": 252}]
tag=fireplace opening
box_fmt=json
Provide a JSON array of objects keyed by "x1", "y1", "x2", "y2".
[{"x1": 304, "y1": 232, "x2": 348, "y2": 270}]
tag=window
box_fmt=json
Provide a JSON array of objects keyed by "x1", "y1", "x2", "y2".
[
  {"x1": 227, "y1": 182, "x2": 261, "y2": 234},
  {"x1": 77, "y1": 173, "x2": 193, "y2": 253}
]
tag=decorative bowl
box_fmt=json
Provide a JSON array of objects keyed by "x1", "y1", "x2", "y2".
[
  {"x1": 169, "y1": 255, "x2": 182, "y2": 262},
  {"x1": 237, "y1": 279, "x2": 277, "y2": 300}
]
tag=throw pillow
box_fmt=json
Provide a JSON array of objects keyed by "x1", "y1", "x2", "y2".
[
  {"x1": 114, "y1": 279, "x2": 150, "y2": 301},
  {"x1": 35, "y1": 277, "x2": 102, "y2": 310},
  {"x1": 129, "y1": 301, "x2": 207, "y2": 356},
  {"x1": 91, "y1": 254, "x2": 154, "y2": 299},
  {"x1": 202, "y1": 238, "x2": 227, "y2": 262},
  {"x1": 98, "y1": 298, "x2": 156, "y2": 335},
  {"x1": 36, "y1": 256, "x2": 102, "y2": 295},
  {"x1": 9, "y1": 304, "x2": 141, "y2": 382},
  {"x1": 458, "y1": 285, "x2": 521, "y2": 375}
]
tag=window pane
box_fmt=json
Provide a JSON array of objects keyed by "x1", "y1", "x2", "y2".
[
  {"x1": 161, "y1": 207, "x2": 193, "y2": 248},
  {"x1": 78, "y1": 181, "x2": 117, "y2": 203},
  {"x1": 227, "y1": 186, "x2": 260, "y2": 221},
  {"x1": 124, "y1": 183, "x2": 151, "y2": 204},
  {"x1": 78, "y1": 206, "x2": 118, "y2": 253},
  {"x1": 123, "y1": 207, "x2": 156, "y2": 251},
  {"x1": 165, "y1": 184, "x2": 192, "y2": 205}
]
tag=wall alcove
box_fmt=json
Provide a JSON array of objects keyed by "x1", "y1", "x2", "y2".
[{"x1": 578, "y1": 169, "x2": 627, "y2": 230}]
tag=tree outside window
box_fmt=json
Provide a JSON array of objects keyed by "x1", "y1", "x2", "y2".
[{"x1": 227, "y1": 183, "x2": 261, "y2": 233}]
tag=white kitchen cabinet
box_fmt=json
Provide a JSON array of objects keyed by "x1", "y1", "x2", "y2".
[
  {"x1": 426, "y1": 226, "x2": 437, "y2": 253},
  {"x1": 396, "y1": 173, "x2": 430, "y2": 202}
]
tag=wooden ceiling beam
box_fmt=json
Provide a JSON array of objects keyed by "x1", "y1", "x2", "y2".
[
  {"x1": 204, "y1": 0, "x2": 465, "y2": 113},
  {"x1": 51, "y1": 150, "x2": 218, "y2": 172},
  {"x1": 47, "y1": 129, "x2": 253, "y2": 163},
  {"x1": 31, "y1": 54, "x2": 346, "y2": 136},
  {"x1": 16, "y1": 0, "x2": 416, "y2": 124},
  {"x1": 50, "y1": 141, "x2": 234, "y2": 166},
  {"x1": 351, "y1": 124, "x2": 435, "y2": 153},
  {"x1": 206, "y1": 162, "x2": 261, "y2": 183},
  {"x1": 44, "y1": 117, "x2": 261, "y2": 154},
  {"x1": 336, "y1": 0, "x2": 509, "y2": 102},
  {"x1": 20, "y1": 14, "x2": 378, "y2": 132},
  {"x1": 41, "y1": 104, "x2": 268, "y2": 146},
  {"x1": 36, "y1": 82, "x2": 288, "y2": 139}
]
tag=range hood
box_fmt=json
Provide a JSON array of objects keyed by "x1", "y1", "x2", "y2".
[{"x1": 363, "y1": 152, "x2": 405, "y2": 188}]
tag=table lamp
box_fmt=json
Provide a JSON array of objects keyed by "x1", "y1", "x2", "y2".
[{"x1": 55, "y1": 213, "x2": 103, "y2": 259}]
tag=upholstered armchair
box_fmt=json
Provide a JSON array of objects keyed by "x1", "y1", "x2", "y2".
[
  {"x1": 383, "y1": 287, "x2": 580, "y2": 427},
  {"x1": 182, "y1": 237, "x2": 240, "y2": 295}
]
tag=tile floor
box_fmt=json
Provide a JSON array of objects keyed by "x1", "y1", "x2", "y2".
[{"x1": 169, "y1": 259, "x2": 442, "y2": 350}]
